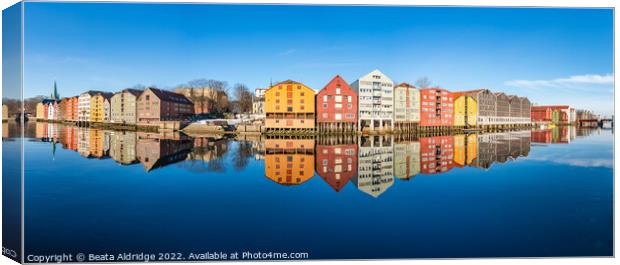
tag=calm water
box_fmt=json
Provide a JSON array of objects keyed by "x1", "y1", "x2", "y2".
[{"x1": 3, "y1": 122, "x2": 613, "y2": 259}]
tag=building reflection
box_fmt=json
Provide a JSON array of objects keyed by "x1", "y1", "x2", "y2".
[
  {"x1": 110, "y1": 131, "x2": 137, "y2": 165},
  {"x1": 355, "y1": 135, "x2": 394, "y2": 198},
  {"x1": 264, "y1": 137, "x2": 315, "y2": 186},
  {"x1": 453, "y1": 134, "x2": 477, "y2": 167},
  {"x1": 531, "y1": 126, "x2": 576, "y2": 144},
  {"x1": 420, "y1": 135, "x2": 454, "y2": 174},
  {"x1": 136, "y1": 132, "x2": 193, "y2": 172},
  {"x1": 316, "y1": 136, "x2": 357, "y2": 192},
  {"x1": 25, "y1": 122, "x2": 599, "y2": 197},
  {"x1": 393, "y1": 135, "x2": 420, "y2": 180}
]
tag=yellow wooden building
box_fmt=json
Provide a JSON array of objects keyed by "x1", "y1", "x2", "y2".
[
  {"x1": 453, "y1": 93, "x2": 478, "y2": 127},
  {"x1": 264, "y1": 80, "x2": 315, "y2": 130},
  {"x1": 90, "y1": 92, "x2": 113, "y2": 123}
]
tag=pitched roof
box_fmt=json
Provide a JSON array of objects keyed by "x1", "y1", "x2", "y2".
[
  {"x1": 147, "y1": 87, "x2": 193, "y2": 105},
  {"x1": 396, "y1": 82, "x2": 416, "y2": 88},
  {"x1": 121, "y1": 88, "x2": 143, "y2": 97},
  {"x1": 95, "y1": 92, "x2": 114, "y2": 100},
  {"x1": 81, "y1": 90, "x2": 107, "y2": 96}
]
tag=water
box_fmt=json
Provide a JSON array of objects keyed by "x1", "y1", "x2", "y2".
[{"x1": 3, "y1": 122, "x2": 613, "y2": 259}]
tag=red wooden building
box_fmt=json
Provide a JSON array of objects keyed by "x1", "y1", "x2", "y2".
[
  {"x1": 315, "y1": 140, "x2": 358, "y2": 192},
  {"x1": 420, "y1": 135, "x2": 454, "y2": 174},
  {"x1": 419, "y1": 88, "x2": 454, "y2": 127},
  {"x1": 316, "y1": 75, "x2": 358, "y2": 132},
  {"x1": 531, "y1": 106, "x2": 553, "y2": 122}
]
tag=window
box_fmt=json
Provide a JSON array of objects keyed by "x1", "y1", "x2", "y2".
[
  {"x1": 323, "y1": 103, "x2": 327, "y2": 108},
  {"x1": 287, "y1": 106, "x2": 293, "y2": 112},
  {"x1": 336, "y1": 88, "x2": 341, "y2": 94}
]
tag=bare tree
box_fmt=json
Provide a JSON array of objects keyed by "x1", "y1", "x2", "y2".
[
  {"x1": 205, "y1": 79, "x2": 229, "y2": 113},
  {"x1": 233, "y1": 83, "x2": 253, "y2": 114},
  {"x1": 415, "y1": 77, "x2": 432, "y2": 89}
]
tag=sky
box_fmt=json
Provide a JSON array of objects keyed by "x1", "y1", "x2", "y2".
[{"x1": 22, "y1": 3, "x2": 614, "y2": 115}]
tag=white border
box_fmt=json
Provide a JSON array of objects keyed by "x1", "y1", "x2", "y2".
[{"x1": 0, "y1": 1, "x2": 616, "y2": 265}]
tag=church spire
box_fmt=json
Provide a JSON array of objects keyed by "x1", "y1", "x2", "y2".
[{"x1": 51, "y1": 81, "x2": 60, "y2": 100}]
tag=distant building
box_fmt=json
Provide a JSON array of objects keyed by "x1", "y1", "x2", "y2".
[
  {"x1": 316, "y1": 75, "x2": 357, "y2": 131},
  {"x1": 137, "y1": 87, "x2": 194, "y2": 124},
  {"x1": 531, "y1": 105, "x2": 571, "y2": 124},
  {"x1": 90, "y1": 92, "x2": 114, "y2": 123},
  {"x1": 174, "y1": 87, "x2": 228, "y2": 114},
  {"x1": 420, "y1": 88, "x2": 454, "y2": 127},
  {"x1": 351, "y1": 70, "x2": 394, "y2": 131},
  {"x1": 393, "y1": 83, "x2": 420, "y2": 130},
  {"x1": 111, "y1": 89, "x2": 142, "y2": 124},
  {"x1": 36, "y1": 102, "x2": 46, "y2": 120},
  {"x1": 78, "y1": 91, "x2": 105, "y2": 122},
  {"x1": 60, "y1": 96, "x2": 79, "y2": 121},
  {"x1": 264, "y1": 80, "x2": 315, "y2": 130},
  {"x1": 2, "y1": 105, "x2": 8, "y2": 120},
  {"x1": 47, "y1": 100, "x2": 59, "y2": 120},
  {"x1": 252, "y1": 88, "x2": 267, "y2": 115}
]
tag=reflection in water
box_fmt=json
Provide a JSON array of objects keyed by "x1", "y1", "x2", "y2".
[
  {"x1": 136, "y1": 132, "x2": 193, "y2": 172},
  {"x1": 316, "y1": 136, "x2": 358, "y2": 191},
  {"x1": 356, "y1": 135, "x2": 394, "y2": 198},
  {"x1": 17, "y1": 122, "x2": 600, "y2": 197},
  {"x1": 265, "y1": 138, "x2": 315, "y2": 185}
]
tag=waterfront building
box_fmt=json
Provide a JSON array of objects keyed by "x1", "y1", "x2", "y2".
[
  {"x1": 494, "y1": 92, "x2": 510, "y2": 125},
  {"x1": 111, "y1": 89, "x2": 142, "y2": 124},
  {"x1": 453, "y1": 134, "x2": 477, "y2": 167},
  {"x1": 136, "y1": 87, "x2": 194, "y2": 125},
  {"x1": 36, "y1": 102, "x2": 46, "y2": 120},
  {"x1": 136, "y1": 132, "x2": 193, "y2": 172},
  {"x1": 452, "y1": 92, "x2": 477, "y2": 128},
  {"x1": 420, "y1": 135, "x2": 454, "y2": 174},
  {"x1": 2, "y1": 105, "x2": 8, "y2": 120},
  {"x1": 393, "y1": 140, "x2": 420, "y2": 180},
  {"x1": 354, "y1": 135, "x2": 394, "y2": 198},
  {"x1": 350, "y1": 70, "x2": 394, "y2": 131},
  {"x1": 47, "y1": 100, "x2": 59, "y2": 120},
  {"x1": 264, "y1": 139, "x2": 315, "y2": 186},
  {"x1": 508, "y1": 96, "x2": 522, "y2": 124},
  {"x1": 316, "y1": 75, "x2": 357, "y2": 132},
  {"x1": 78, "y1": 91, "x2": 105, "y2": 122},
  {"x1": 174, "y1": 87, "x2": 228, "y2": 114},
  {"x1": 252, "y1": 88, "x2": 267, "y2": 115},
  {"x1": 264, "y1": 80, "x2": 315, "y2": 131},
  {"x1": 519, "y1": 97, "x2": 532, "y2": 124},
  {"x1": 393, "y1": 83, "x2": 420, "y2": 131},
  {"x1": 60, "y1": 96, "x2": 79, "y2": 121},
  {"x1": 110, "y1": 131, "x2": 138, "y2": 165},
  {"x1": 316, "y1": 136, "x2": 357, "y2": 192},
  {"x1": 90, "y1": 92, "x2": 113, "y2": 123},
  {"x1": 419, "y1": 88, "x2": 454, "y2": 127},
  {"x1": 461, "y1": 89, "x2": 496, "y2": 126},
  {"x1": 531, "y1": 106, "x2": 553, "y2": 122},
  {"x1": 531, "y1": 105, "x2": 571, "y2": 124}
]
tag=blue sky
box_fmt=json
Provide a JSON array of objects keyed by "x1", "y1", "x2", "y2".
[{"x1": 23, "y1": 3, "x2": 613, "y2": 115}]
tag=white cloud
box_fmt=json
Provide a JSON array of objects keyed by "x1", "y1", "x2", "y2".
[{"x1": 505, "y1": 74, "x2": 614, "y2": 88}]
